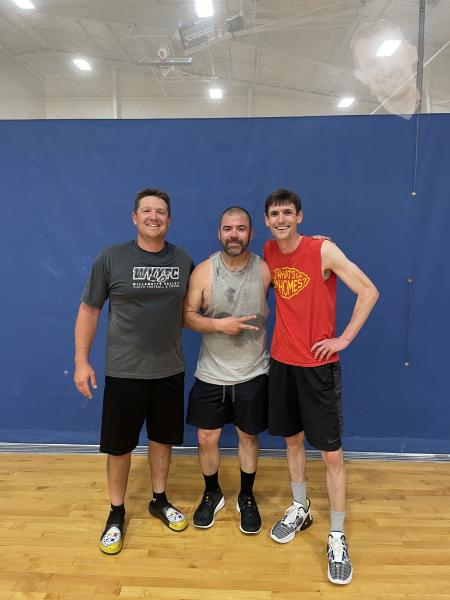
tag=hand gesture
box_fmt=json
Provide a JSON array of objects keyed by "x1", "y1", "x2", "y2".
[{"x1": 218, "y1": 315, "x2": 259, "y2": 336}]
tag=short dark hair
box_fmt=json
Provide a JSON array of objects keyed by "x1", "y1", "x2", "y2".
[
  {"x1": 264, "y1": 189, "x2": 302, "y2": 216},
  {"x1": 219, "y1": 206, "x2": 252, "y2": 229},
  {"x1": 134, "y1": 188, "x2": 171, "y2": 216}
]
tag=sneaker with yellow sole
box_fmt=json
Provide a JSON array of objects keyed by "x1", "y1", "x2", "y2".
[
  {"x1": 148, "y1": 500, "x2": 188, "y2": 532},
  {"x1": 99, "y1": 517, "x2": 124, "y2": 555}
]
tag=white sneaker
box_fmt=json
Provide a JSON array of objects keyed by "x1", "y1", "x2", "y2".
[
  {"x1": 270, "y1": 499, "x2": 313, "y2": 544},
  {"x1": 327, "y1": 531, "x2": 353, "y2": 585}
]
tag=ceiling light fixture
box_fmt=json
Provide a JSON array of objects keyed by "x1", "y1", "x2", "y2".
[
  {"x1": 209, "y1": 87, "x2": 223, "y2": 99},
  {"x1": 73, "y1": 58, "x2": 92, "y2": 71},
  {"x1": 195, "y1": 0, "x2": 214, "y2": 18},
  {"x1": 376, "y1": 39, "x2": 402, "y2": 57},
  {"x1": 11, "y1": 0, "x2": 35, "y2": 9},
  {"x1": 337, "y1": 97, "x2": 355, "y2": 108}
]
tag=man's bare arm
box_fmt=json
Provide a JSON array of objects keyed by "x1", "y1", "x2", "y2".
[
  {"x1": 74, "y1": 302, "x2": 101, "y2": 398},
  {"x1": 183, "y1": 260, "x2": 258, "y2": 336},
  {"x1": 311, "y1": 240, "x2": 379, "y2": 361},
  {"x1": 260, "y1": 258, "x2": 272, "y2": 294}
]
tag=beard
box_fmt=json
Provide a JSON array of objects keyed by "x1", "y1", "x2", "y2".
[{"x1": 221, "y1": 238, "x2": 249, "y2": 257}]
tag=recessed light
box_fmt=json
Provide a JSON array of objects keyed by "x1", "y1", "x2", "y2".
[
  {"x1": 195, "y1": 0, "x2": 214, "y2": 18},
  {"x1": 11, "y1": 0, "x2": 35, "y2": 9},
  {"x1": 337, "y1": 97, "x2": 355, "y2": 108},
  {"x1": 376, "y1": 39, "x2": 402, "y2": 57},
  {"x1": 73, "y1": 58, "x2": 92, "y2": 71},
  {"x1": 209, "y1": 87, "x2": 223, "y2": 99}
]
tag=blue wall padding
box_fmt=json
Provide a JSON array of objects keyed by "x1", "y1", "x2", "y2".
[{"x1": 0, "y1": 115, "x2": 449, "y2": 453}]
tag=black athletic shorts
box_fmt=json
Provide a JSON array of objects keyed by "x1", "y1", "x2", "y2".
[
  {"x1": 100, "y1": 372, "x2": 184, "y2": 455},
  {"x1": 268, "y1": 359, "x2": 343, "y2": 452},
  {"x1": 187, "y1": 374, "x2": 268, "y2": 435}
]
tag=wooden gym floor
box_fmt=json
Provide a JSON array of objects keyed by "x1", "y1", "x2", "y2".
[{"x1": 0, "y1": 453, "x2": 449, "y2": 600}]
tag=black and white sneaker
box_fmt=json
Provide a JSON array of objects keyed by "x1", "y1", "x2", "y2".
[
  {"x1": 236, "y1": 494, "x2": 261, "y2": 534},
  {"x1": 327, "y1": 531, "x2": 353, "y2": 585},
  {"x1": 192, "y1": 490, "x2": 225, "y2": 528},
  {"x1": 270, "y1": 499, "x2": 313, "y2": 544}
]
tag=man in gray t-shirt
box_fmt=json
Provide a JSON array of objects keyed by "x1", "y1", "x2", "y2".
[{"x1": 74, "y1": 188, "x2": 193, "y2": 555}]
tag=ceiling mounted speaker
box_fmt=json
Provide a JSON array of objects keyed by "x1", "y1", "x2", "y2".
[
  {"x1": 139, "y1": 58, "x2": 193, "y2": 66},
  {"x1": 226, "y1": 15, "x2": 245, "y2": 33}
]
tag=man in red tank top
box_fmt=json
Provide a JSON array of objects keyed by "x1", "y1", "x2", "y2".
[{"x1": 263, "y1": 189, "x2": 379, "y2": 585}]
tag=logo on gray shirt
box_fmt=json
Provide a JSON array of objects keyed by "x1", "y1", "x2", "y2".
[{"x1": 133, "y1": 266, "x2": 180, "y2": 288}]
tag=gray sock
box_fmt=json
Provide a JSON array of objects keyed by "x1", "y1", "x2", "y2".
[
  {"x1": 290, "y1": 481, "x2": 307, "y2": 507},
  {"x1": 330, "y1": 510, "x2": 345, "y2": 533}
]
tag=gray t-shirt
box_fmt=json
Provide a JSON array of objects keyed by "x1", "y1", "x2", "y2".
[{"x1": 81, "y1": 240, "x2": 193, "y2": 379}]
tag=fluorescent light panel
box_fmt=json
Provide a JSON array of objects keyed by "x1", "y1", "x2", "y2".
[
  {"x1": 195, "y1": 0, "x2": 214, "y2": 18},
  {"x1": 376, "y1": 39, "x2": 402, "y2": 57},
  {"x1": 12, "y1": 0, "x2": 35, "y2": 9},
  {"x1": 337, "y1": 96, "x2": 355, "y2": 108},
  {"x1": 209, "y1": 87, "x2": 222, "y2": 99},
  {"x1": 73, "y1": 58, "x2": 92, "y2": 71}
]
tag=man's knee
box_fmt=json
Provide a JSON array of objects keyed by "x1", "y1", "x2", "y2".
[
  {"x1": 107, "y1": 452, "x2": 132, "y2": 474},
  {"x1": 322, "y1": 448, "x2": 344, "y2": 470},
  {"x1": 285, "y1": 431, "x2": 305, "y2": 450},
  {"x1": 108, "y1": 451, "x2": 132, "y2": 462},
  {"x1": 236, "y1": 427, "x2": 258, "y2": 445},
  {"x1": 197, "y1": 428, "x2": 221, "y2": 447}
]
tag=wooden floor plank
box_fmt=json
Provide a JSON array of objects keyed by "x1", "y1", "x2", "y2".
[{"x1": 0, "y1": 454, "x2": 449, "y2": 599}]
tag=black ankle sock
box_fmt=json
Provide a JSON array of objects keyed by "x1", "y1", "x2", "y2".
[
  {"x1": 108, "y1": 503, "x2": 125, "y2": 524},
  {"x1": 203, "y1": 471, "x2": 221, "y2": 493},
  {"x1": 152, "y1": 491, "x2": 168, "y2": 506},
  {"x1": 239, "y1": 470, "x2": 256, "y2": 497}
]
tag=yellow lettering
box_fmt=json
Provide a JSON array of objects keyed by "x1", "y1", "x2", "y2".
[{"x1": 273, "y1": 267, "x2": 310, "y2": 299}]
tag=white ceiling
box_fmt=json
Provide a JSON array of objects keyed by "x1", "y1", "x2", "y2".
[{"x1": 0, "y1": 0, "x2": 449, "y2": 117}]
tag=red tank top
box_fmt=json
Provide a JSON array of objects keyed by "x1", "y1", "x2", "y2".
[{"x1": 264, "y1": 236, "x2": 338, "y2": 367}]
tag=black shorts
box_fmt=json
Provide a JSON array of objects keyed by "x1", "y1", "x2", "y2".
[
  {"x1": 100, "y1": 372, "x2": 184, "y2": 455},
  {"x1": 268, "y1": 359, "x2": 343, "y2": 452},
  {"x1": 187, "y1": 374, "x2": 268, "y2": 435}
]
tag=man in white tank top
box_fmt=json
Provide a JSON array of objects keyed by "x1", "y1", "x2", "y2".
[{"x1": 183, "y1": 207, "x2": 272, "y2": 534}]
